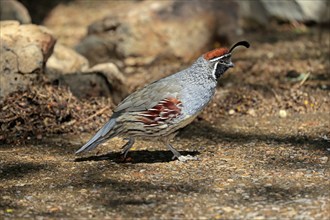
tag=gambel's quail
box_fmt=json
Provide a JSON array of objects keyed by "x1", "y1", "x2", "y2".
[{"x1": 76, "y1": 41, "x2": 250, "y2": 161}]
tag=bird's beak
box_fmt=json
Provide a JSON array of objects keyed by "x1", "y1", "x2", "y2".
[{"x1": 227, "y1": 61, "x2": 234, "y2": 68}]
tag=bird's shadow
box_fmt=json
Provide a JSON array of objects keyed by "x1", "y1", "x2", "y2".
[{"x1": 74, "y1": 150, "x2": 200, "y2": 163}]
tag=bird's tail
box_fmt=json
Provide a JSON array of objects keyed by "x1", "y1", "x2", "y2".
[{"x1": 75, "y1": 118, "x2": 117, "y2": 154}]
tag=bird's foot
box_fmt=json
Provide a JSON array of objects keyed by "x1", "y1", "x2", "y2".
[
  {"x1": 118, "y1": 154, "x2": 133, "y2": 162},
  {"x1": 177, "y1": 154, "x2": 198, "y2": 162}
]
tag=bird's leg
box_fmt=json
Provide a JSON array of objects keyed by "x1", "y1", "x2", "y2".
[
  {"x1": 121, "y1": 137, "x2": 135, "y2": 158},
  {"x1": 163, "y1": 133, "x2": 181, "y2": 159},
  {"x1": 163, "y1": 134, "x2": 198, "y2": 162},
  {"x1": 165, "y1": 143, "x2": 182, "y2": 160},
  {"x1": 165, "y1": 142, "x2": 198, "y2": 162}
]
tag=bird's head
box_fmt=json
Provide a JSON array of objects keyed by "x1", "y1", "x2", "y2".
[{"x1": 203, "y1": 41, "x2": 250, "y2": 80}]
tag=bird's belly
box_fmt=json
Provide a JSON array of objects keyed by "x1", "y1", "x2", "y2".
[{"x1": 176, "y1": 114, "x2": 198, "y2": 129}]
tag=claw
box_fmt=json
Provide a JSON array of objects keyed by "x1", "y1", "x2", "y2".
[{"x1": 177, "y1": 155, "x2": 198, "y2": 162}]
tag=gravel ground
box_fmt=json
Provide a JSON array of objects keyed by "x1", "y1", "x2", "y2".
[{"x1": 0, "y1": 113, "x2": 329, "y2": 219}]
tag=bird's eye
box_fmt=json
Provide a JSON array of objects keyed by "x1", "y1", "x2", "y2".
[{"x1": 219, "y1": 57, "x2": 229, "y2": 64}]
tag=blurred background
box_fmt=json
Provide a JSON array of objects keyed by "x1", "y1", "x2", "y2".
[{"x1": 0, "y1": 0, "x2": 329, "y2": 137}]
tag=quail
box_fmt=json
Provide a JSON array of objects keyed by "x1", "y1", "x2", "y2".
[{"x1": 76, "y1": 41, "x2": 250, "y2": 161}]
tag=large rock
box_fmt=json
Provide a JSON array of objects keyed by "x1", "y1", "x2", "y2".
[
  {"x1": 0, "y1": 21, "x2": 56, "y2": 102},
  {"x1": 50, "y1": 63, "x2": 128, "y2": 104},
  {"x1": 239, "y1": 0, "x2": 329, "y2": 26},
  {"x1": 0, "y1": 0, "x2": 31, "y2": 24},
  {"x1": 76, "y1": 0, "x2": 239, "y2": 66},
  {"x1": 45, "y1": 43, "x2": 128, "y2": 104},
  {"x1": 46, "y1": 43, "x2": 89, "y2": 75}
]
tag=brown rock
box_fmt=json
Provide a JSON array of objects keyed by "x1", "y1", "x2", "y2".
[
  {"x1": 1, "y1": 21, "x2": 56, "y2": 61},
  {"x1": 76, "y1": 0, "x2": 239, "y2": 66},
  {"x1": 46, "y1": 43, "x2": 89, "y2": 75},
  {"x1": 0, "y1": 21, "x2": 56, "y2": 102},
  {"x1": 45, "y1": 43, "x2": 128, "y2": 104},
  {"x1": 17, "y1": 45, "x2": 44, "y2": 73},
  {"x1": 53, "y1": 63, "x2": 128, "y2": 104}
]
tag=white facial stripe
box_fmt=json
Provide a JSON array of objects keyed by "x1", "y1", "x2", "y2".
[
  {"x1": 209, "y1": 54, "x2": 230, "y2": 62},
  {"x1": 212, "y1": 62, "x2": 219, "y2": 79}
]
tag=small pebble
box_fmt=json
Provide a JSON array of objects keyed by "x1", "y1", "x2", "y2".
[
  {"x1": 279, "y1": 109, "x2": 287, "y2": 118},
  {"x1": 228, "y1": 109, "x2": 235, "y2": 115},
  {"x1": 247, "y1": 108, "x2": 256, "y2": 117},
  {"x1": 319, "y1": 156, "x2": 328, "y2": 164},
  {"x1": 222, "y1": 207, "x2": 234, "y2": 212}
]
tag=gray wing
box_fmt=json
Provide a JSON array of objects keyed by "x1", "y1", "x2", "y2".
[{"x1": 114, "y1": 78, "x2": 183, "y2": 113}]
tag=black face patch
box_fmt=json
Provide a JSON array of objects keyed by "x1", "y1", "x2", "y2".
[
  {"x1": 213, "y1": 62, "x2": 229, "y2": 79},
  {"x1": 212, "y1": 56, "x2": 232, "y2": 80}
]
